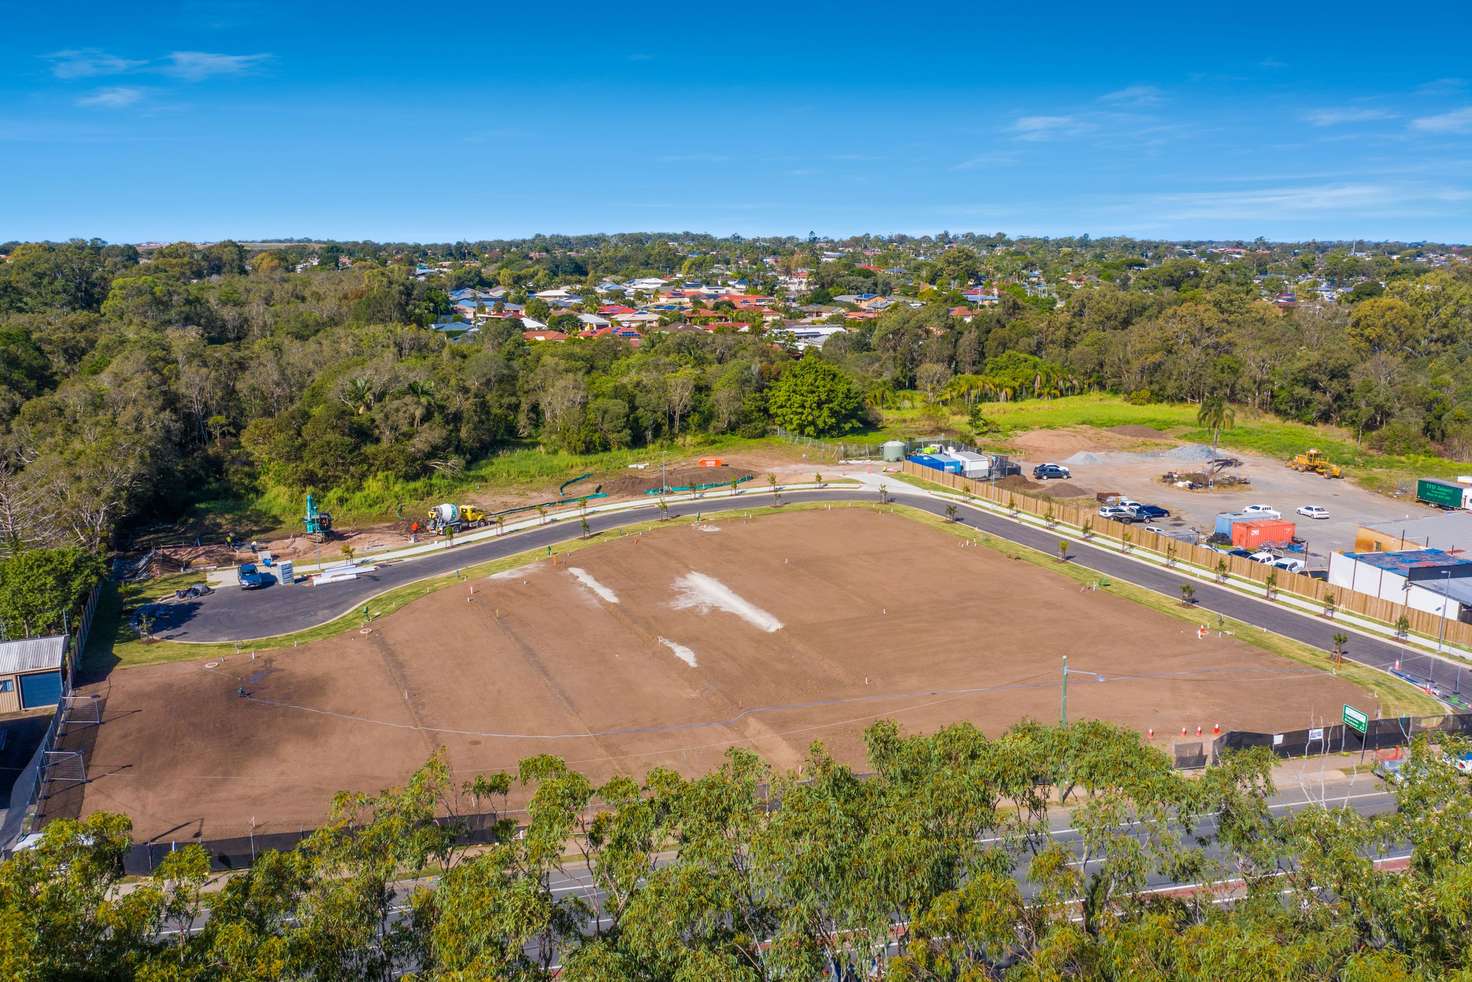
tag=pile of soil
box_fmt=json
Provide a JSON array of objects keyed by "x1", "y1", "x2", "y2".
[
  {"x1": 599, "y1": 465, "x2": 757, "y2": 497},
  {"x1": 1110, "y1": 424, "x2": 1169, "y2": 439}
]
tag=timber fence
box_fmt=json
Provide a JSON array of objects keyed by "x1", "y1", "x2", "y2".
[{"x1": 898, "y1": 461, "x2": 1472, "y2": 655}]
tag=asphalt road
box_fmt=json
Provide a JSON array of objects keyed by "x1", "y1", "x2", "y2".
[{"x1": 151, "y1": 484, "x2": 1468, "y2": 701}]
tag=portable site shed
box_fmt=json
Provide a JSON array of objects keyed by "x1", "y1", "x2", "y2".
[{"x1": 0, "y1": 635, "x2": 68, "y2": 714}]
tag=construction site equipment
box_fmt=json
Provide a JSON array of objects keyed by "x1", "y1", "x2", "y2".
[
  {"x1": 304, "y1": 495, "x2": 334, "y2": 540},
  {"x1": 426, "y1": 503, "x2": 488, "y2": 533},
  {"x1": 1288, "y1": 449, "x2": 1343, "y2": 479}
]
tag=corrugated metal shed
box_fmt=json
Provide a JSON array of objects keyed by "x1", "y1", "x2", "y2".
[{"x1": 0, "y1": 635, "x2": 67, "y2": 675}]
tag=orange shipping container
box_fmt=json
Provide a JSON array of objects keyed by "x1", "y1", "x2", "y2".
[{"x1": 1231, "y1": 519, "x2": 1296, "y2": 549}]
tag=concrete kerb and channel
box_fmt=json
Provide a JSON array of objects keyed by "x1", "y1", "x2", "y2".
[
  {"x1": 207, "y1": 478, "x2": 866, "y2": 585},
  {"x1": 883, "y1": 474, "x2": 1472, "y2": 684},
  {"x1": 193, "y1": 471, "x2": 1471, "y2": 702}
]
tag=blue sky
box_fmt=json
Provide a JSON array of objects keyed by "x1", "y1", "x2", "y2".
[{"x1": 3, "y1": 1, "x2": 1471, "y2": 243}]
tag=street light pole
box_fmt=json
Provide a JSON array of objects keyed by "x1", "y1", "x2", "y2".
[
  {"x1": 1060, "y1": 655, "x2": 1068, "y2": 727},
  {"x1": 1438, "y1": 570, "x2": 1451, "y2": 654}
]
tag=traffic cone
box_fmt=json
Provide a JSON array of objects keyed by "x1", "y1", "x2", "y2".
[
  {"x1": 1181, "y1": 726, "x2": 1187, "y2": 736},
  {"x1": 1147, "y1": 727, "x2": 1154, "y2": 738},
  {"x1": 1212, "y1": 723, "x2": 1221, "y2": 735},
  {"x1": 1196, "y1": 725, "x2": 1203, "y2": 736}
]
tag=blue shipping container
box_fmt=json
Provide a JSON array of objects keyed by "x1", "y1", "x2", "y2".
[{"x1": 1214, "y1": 513, "x2": 1249, "y2": 537}]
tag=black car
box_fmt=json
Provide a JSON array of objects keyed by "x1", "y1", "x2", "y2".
[
  {"x1": 1131, "y1": 504, "x2": 1170, "y2": 520},
  {"x1": 1032, "y1": 463, "x2": 1071, "y2": 480},
  {"x1": 1225, "y1": 548, "x2": 1253, "y2": 559}
]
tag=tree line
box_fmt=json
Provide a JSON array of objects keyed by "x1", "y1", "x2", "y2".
[
  {"x1": 4, "y1": 719, "x2": 1468, "y2": 979},
  {"x1": 2, "y1": 237, "x2": 1468, "y2": 554}
]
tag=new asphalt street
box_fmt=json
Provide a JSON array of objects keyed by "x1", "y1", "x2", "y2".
[{"x1": 152, "y1": 482, "x2": 1469, "y2": 702}]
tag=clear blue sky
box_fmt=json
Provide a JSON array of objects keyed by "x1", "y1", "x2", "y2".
[{"x1": 4, "y1": 1, "x2": 1471, "y2": 243}]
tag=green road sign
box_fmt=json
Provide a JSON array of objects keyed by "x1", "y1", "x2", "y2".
[{"x1": 1343, "y1": 704, "x2": 1368, "y2": 736}]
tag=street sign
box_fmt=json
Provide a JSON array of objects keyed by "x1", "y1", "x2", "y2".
[{"x1": 1343, "y1": 704, "x2": 1368, "y2": 736}]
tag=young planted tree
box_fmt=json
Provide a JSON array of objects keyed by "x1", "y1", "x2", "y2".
[
  {"x1": 1331, "y1": 632, "x2": 1348, "y2": 668},
  {"x1": 1180, "y1": 583, "x2": 1196, "y2": 605},
  {"x1": 945, "y1": 503, "x2": 959, "y2": 523},
  {"x1": 1216, "y1": 557, "x2": 1229, "y2": 582},
  {"x1": 1057, "y1": 539, "x2": 1069, "y2": 562}
]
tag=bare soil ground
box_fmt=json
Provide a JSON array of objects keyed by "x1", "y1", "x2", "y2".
[{"x1": 58, "y1": 508, "x2": 1371, "y2": 841}]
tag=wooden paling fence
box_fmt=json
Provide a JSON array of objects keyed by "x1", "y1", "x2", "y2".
[{"x1": 898, "y1": 462, "x2": 1472, "y2": 651}]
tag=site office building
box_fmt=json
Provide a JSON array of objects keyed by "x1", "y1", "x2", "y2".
[
  {"x1": 1327, "y1": 549, "x2": 1472, "y2": 624},
  {"x1": 0, "y1": 635, "x2": 68, "y2": 714}
]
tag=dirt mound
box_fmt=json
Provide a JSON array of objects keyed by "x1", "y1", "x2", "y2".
[
  {"x1": 1110, "y1": 424, "x2": 1169, "y2": 439},
  {"x1": 599, "y1": 465, "x2": 756, "y2": 497}
]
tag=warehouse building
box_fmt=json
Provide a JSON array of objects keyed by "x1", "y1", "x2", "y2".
[
  {"x1": 1327, "y1": 549, "x2": 1472, "y2": 623},
  {"x1": 1354, "y1": 511, "x2": 1472, "y2": 555}
]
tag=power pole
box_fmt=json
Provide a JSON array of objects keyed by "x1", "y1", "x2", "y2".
[{"x1": 1060, "y1": 655, "x2": 1069, "y2": 727}]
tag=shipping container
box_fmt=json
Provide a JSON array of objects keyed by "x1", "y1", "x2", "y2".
[
  {"x1": 907, "y1": 454, "x2": 963, "y2": 475},
  {"x1": 1416, "y1": 478, "x2": 1472, "y2": 510},
  {"x1": 1231, "y1": 519, "x2": 1297, "y2": 549},
  {"x1": 1214, "y1": 512, "x2": 1251, "y2": 537}
]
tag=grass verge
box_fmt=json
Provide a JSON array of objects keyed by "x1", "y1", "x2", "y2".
[{"x1": 882, "y1": 502, "x2": 1443, "y2": 717}]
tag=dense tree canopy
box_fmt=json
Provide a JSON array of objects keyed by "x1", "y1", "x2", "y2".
[
  {"x1": 0, "y1": 234, "x2": 1468, "y2": 551},
  {"x1": 2, "y1": 721, "x2": 1468, "y2": 979}
]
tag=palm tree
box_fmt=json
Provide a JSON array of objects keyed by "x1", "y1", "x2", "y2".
[{"x1": 1197, "y1": 395, "x2": 1235, "y2": 488}]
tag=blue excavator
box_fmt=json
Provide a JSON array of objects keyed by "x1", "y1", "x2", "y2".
[{"x1": 303, "y1": 494, "x2": 333, "y2": 542}]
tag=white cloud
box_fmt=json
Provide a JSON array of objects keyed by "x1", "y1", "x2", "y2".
[
  {"x1": 1411, "y1": 106, "x2": 1472, "y2": 133},
  {"x1": 1129, "y1": 182, "x2": 1471, "y2": 221},
  {"x1": 951, "y1": 150, "x2": 1020, "y2": 171},
  {"x1": 1100, "y1": 85, "x2": 1163, "y2": 107},
  {"x1": 1012, "y1": 115, "x2": 1095, "y2": 141},
  {"x1": 1417, "y1": 78, "x2": 1467, "y2": 96},
  {"x1": 159, "y1": 51, "x2": 270, "y2": 80},
  {"x1": 1305, "y1": 107, "x2": 1396, "y2": 126},
  {"x1": 76, "y1": 86, "x2": 145, "y2": 109},
  {"x1": 47, "y1": 49, "x2": 147, "y2": 79}
]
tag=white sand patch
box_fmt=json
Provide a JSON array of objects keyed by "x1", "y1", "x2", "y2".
[
  {"x1": 695, "y1": 524, "x2": 721, "y2": 533},
  {"x1": 568, "y1": 567, "x2": 619, "y2": 604},
  {"x1": 658, "y1": 637, "x2": 698, "y2": 667},
  {"x1": 489, "y1": 562, "x2": 543, "y2": 581},
  {"x1": 671, "y1": 571, "x2": 783, "y2": 633}
]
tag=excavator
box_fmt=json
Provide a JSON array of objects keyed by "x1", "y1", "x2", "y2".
[
  {"x1": 1287, "y1": 448, "x2": 1343, "y2": 479},
  {"x1": 304, "y1": 494, "x2": 334, "y2": 541}
]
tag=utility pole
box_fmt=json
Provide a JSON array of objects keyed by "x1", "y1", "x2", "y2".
[{"x1": 1060, "y1": 655, "x2": 1068, "y2": 727}]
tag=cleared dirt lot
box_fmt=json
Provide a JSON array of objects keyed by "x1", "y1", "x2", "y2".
[
  {"x1": 61, "y1": 507, "x2": 1371, "y2": 841},
  {"x1": 1009, "y1": 426, "x2": 1437, "y2": 568}
]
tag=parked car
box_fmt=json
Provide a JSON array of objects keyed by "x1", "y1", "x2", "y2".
[
  {"x1": 237, "y1": 563, "x2": 274, "y2": 589},
  {"x1": 1131, "y1": 504, "x2": 1170, "y2": 520},
  {"x1": 1241, "y1": 504, "x2": 1282, "y2": 519},
  {"x1": 1098, "y1": 505, "x2": 1140, "y2": 523},
  {"x1": 1373, "y1": 758, "x2": 1408, "y2": 785},
  {"x1": 1248, "y1": 550, "x2": 1278, "y2": 564},
  {"x1": 1032, "y1": 463, "x2": 1071, "y2": 480},
  {"x1": 1296, "y1": 505, "x2": 1330, "y2": 520},
  {"x1": 1271, "y1": 558, "x2": 1306, "y2": 573},
  {"x1": 1225, "y1": 548, "x2": 1253, "y2": 559},
  {"x1": 1143, "y1": 524, "x2": 1168, "y2": 534}
]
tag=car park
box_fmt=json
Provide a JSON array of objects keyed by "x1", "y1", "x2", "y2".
[
  {"x1": 1032, "y1": 463, "x2": 1071, "y2": 480},
  {"x1": 1241, "y1": 504, "x2": 1282, "y2": 519}
]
